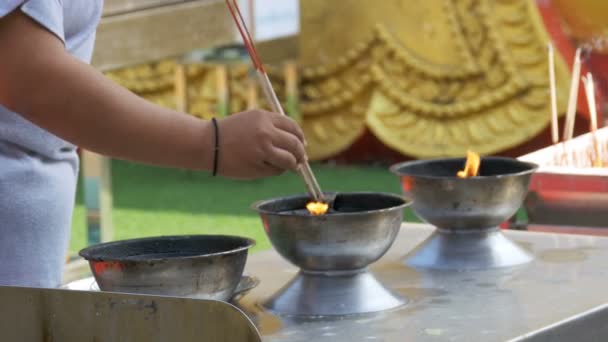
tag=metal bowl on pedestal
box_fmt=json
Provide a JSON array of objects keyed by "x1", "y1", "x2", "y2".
[
  {"x1": 391, "y1": 157, "x2": 538, "y2": 270},
  {"x1": 252, "y1": 192, "x2": 410, "y2": 317}
]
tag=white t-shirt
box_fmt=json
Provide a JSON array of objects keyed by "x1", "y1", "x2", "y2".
[
  {"x1": 0, "y1": 0, "x2": 103, "y2": 288},
  {"x1": 0, "y1": 0, "x2": 103, "y2": 159}
]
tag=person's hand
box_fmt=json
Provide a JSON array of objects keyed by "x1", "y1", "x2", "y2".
[
  {"x1": 209, "y1": 109, "x2": 307, "y2": 179},
  {"x1": 0, "y1": 11, "x2": 304, "y2": 175}
]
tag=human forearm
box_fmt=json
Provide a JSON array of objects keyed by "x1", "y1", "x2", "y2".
[
  {"x1": 0, "y1": 11, "x2": 308, "y2": 180},
  {"x1": 18, "y1": 56, "x2": 211, "y2": 170},
  {"x1": 0, "y1": 12, "x2": 211, "y2": 170}
]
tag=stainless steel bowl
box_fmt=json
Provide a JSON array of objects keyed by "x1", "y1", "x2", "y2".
[
  {"x1": 252, "y1": 192, "x2": 410, "y2": 273},
  {"x1": 391, "y1": 157, "x2": 538, "y2": 231},
  {"x1": 390, "y1": 157, "x2": 538, "y2": 269},
  {"x1": 78, "y1": 235, "x2": 255, "y2": 301}
]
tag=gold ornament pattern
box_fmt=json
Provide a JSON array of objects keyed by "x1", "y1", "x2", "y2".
[
  {"x1": 297, "y1": 0, "x2": 572, "y2": 159},
  {"x1": 106, "y1": 61, "x2": 291, "y2": 119},
  {"x1": 104, "y1": 0, "x2": 573, "y2": 160}
]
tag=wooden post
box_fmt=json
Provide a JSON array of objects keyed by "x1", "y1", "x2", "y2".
[
  {"x1": 174, "y1": 63, "x2": 189, "y2": 113},
  {"x1": 216, "y1": 65, "x2": 229, "y2": 117},
  {"x1": 248, "y1": 0, "x2": 256, "y2": 42},
  {"x1": 81, "y1": 151, "x2": 113, "y2": 245},
  {"x1": 246, "y1": 76, "x2": 258, "y2": 109},
  {"x1": 284, "y1": 61, "x2": 301, "y2": 123}
]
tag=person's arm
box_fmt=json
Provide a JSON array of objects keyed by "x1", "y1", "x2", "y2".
[{"x1": 0, "y1": 11, "x2": 306, "y2": 179}]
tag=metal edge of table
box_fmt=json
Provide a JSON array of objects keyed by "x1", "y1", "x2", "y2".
[
  {"x1": 509, "y1": 302, "x2": 608, "y2": 342},
  {"x1": 0, "y1": 285, "x2": 263, "y2": 342}
]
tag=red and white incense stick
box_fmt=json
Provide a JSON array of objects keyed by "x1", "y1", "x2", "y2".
[{"x1": 225, "y1": 0, "x2": 324, "y2": 201}]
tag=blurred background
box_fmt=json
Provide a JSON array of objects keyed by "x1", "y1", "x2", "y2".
[{"x1": 70, "y1": 0, "x2": 608, "y2": 260}]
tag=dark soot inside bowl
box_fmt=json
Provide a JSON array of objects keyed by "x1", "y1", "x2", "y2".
[
  {"x1": 262, "y1": 193, "x2": 404, "y2": 215},
  {"x1": 397, "y1": 157, "x2": 534, "y2": 177},
  {"x1": 281, "y1": 208, "x2": 338, "y2": 216},
  {"x1": 80, "y1": 235, "x2": 252, "y2": 262}
]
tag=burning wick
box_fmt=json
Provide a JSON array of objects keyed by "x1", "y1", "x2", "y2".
[
  {"x1": 306, "y1": 201, "x2": 329, "y2": 215},
  {"x1": 457, "y1": 151, "x2": 481, "y2": 178}
]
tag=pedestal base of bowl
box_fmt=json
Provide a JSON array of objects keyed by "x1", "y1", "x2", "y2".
[
  {"x1": 405, "y1": 228, "x2": 533, "y2": 270},
  {"x1": 263, "y1": 270, "x2": 406, "y2": 317}
]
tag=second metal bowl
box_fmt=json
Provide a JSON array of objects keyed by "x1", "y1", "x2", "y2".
[
  {"x1": 390, "y1": 157, "x2": 538, "y2": 231},
  {"x1": 252, "y1": 192, "x2": 410, "y2": 273}
]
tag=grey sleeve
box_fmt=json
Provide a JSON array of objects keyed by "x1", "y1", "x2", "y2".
[{"x1": 0, "y1": 0, "x2": 64, "y2": 43}]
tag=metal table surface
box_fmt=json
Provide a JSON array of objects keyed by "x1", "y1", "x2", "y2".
[{"x1": 237, "y1": 224, "x2": 608, "y2": 341}]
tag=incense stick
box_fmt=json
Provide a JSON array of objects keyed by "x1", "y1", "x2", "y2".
[
  {"x1": 563, "y1": 48, "x2": 582, "y2": 142},
  {"x1": 548, "y1": 43, "x2": 559, "y2": 145},
  {"x1": 257, "y1": 69, "x2": 323, "y2": 199},
  {"x1": 225, "y1": 0, "x2": 324, "y2": 201},
  {"x1": 583, "y1": 73, "x2": 599, "y2": 132},
  {"x1": 582, "y1": 72, "x2": 602, "y2": 167}
]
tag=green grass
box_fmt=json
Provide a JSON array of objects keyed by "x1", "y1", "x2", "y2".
[{"x1": 70, "y1": 160, "x2": 417, "y2": 255}]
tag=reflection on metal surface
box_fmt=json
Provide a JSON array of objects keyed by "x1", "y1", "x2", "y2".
[
  {"x1": 405, "y1": 229, "x2": 532, "y2": 270},
  {"x1": 263, "y1": 271, "x2": 405, "y2": 317},
  {"x1": 0, "y1": 286, "x2": 261, "y2": 342}
]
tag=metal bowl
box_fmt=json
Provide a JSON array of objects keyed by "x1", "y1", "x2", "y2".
[
  {"x1": 390, "y1": 157, "x2": 538, "y2": 269},
  {"x1": 390, "y1": 157, "x2": 538, "y2": 231},
  {"x1": 79, "y1": 235, "x2": 255, "y2": 301},
  {"x1": 60, "y1": 275, "x2": 260, "y2": 303},
  {"x1": 252, "y1": 192, "x2": 410, "y2": 273}
]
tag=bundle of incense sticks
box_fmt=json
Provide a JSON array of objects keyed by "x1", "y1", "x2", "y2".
[
  {"x1": 225, "y1": 0, "x2": 324, "y2": 201},
  {"x1": 547, "y1": 44, "x2": 604, "y2": 168}
]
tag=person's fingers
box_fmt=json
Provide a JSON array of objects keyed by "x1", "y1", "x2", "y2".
[
  {"x1": 260, "y1": 161, "x2": 284, "y2": 177},
  {"x1": 270, "y1": 114, "x2": 306, "y2": 145},
  {"x1": 262, "y1": 145, "x2": 299, "y2": 171},
  {"x1": 271, "y1": 129, "x2": 306, "y2": 164}
]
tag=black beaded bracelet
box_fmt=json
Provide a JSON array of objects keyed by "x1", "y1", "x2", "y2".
[{"x1": 211, "y1": 118, "x2": 219, "y2": 176}]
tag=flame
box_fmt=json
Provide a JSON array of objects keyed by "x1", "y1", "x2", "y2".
[
  {"x1": 457, "y1": 151, "x2": 481, "y2": 178},
  {"x1": 306, "y1": 201, "x2": 329, "y2": 215}
]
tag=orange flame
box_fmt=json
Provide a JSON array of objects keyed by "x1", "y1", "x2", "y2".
[
  {"x1": 306, "y1": 201, "x2": 329, "y2": 215},
  {"x1": 457, "y1": 151, "x2": 481, "y2": 178}
]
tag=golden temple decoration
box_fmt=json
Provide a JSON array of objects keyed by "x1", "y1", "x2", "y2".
[
  {"x1": 106, "y1": 60, "x2": 292, "y2": 119},
  {"x1": 104, "y1": 0, "x2": 574, "y2": 160},
  {"x1": 298, "y1": 0, "x2": 572, "y2": 159}
]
